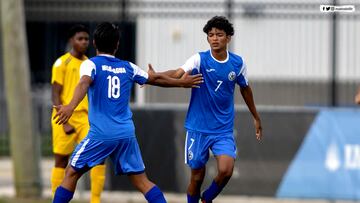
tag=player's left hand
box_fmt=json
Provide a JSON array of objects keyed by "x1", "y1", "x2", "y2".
[
  {"x1": 254, "y1": 118, "x2": 263, "y2": 141},
  {"x1": 53, "y1": 105, "x2": 74, "y2": 125}
]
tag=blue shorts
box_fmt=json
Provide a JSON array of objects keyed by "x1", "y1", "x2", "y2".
[
  {"x1": 184, "y1": 130, "x2": 237, "y2": 169},
  {"x1": 70, "y1": 136, "x2": 145, "y2": 175}
]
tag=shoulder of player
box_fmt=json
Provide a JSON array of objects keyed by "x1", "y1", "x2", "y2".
[
  {"x1": 53, "y1": 53, "x2": 71, "y2": 68},
  {"x1": 228, "y1": 51, "x2": 243, "y2": 61},
  {"x1": 228, "y1": 52, "x2": 244, "y2": 67},
  {"x1": 88, "y1": 57, "x2": 135, "y2": 73},
  {"x1": 199, "y1": 50, "x2": 210, "y2": 57}
]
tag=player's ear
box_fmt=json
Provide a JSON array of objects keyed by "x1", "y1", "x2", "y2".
[
  {"x1": 227, "y1": 35, "x2": 231, "y2": 43},
  {"x1": 93, "y1": 39, "x2": 97, "y2": 49},
  {"x1": 69, "y1": 37, "x2": 74, "y2": 45},
  {"x1": 113, "y1": 41, "x2": 120, "y2": 54}
]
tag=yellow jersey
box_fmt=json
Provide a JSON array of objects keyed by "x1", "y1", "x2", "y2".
[{"x1": 51, "y1": 52, "x2": 88, "y2": 112}]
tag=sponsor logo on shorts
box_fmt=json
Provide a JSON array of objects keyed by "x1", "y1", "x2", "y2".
[{"x1": 188, "y1": 151, "x2": 194, "y2": 161}]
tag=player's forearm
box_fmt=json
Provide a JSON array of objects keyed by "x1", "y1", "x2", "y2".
[
  {"x1": 68, "y1": 81, "x2": 89, "y2": 110},
  {"x1": 240, "y1": 86, "x2": 260, "y2": 120},
  {"x1": 161, "y1": 70, "x2": 178, "y2": 78},
  {"x1": 51, "y1": 83, "x2": 62, "y2": 106},
  {"x1": 148, "y1": 73, "x2": 185, "y2": 87},
  {"x1": 158, "y1": 68, "x2": 185, "y2": 79}
]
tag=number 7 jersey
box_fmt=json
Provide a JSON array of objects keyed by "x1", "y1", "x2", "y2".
[
  {"x1": 80, "y1": 54, "x2": 148, "y2": 140},
  {"x1": 181, "y1": 50, "x2": 248, "y2": 134}
]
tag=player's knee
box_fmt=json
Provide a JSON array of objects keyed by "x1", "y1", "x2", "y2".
[
  {"x1": 64, "y1": 166, "x2": 81, "y2": 181},
  {"x1": 191, "y1": 168, "x2": 205, "y2": 184},
  {"x1": 217, "y1": 166, "x2": 233, "y2": 180},
  {"x1": 54, "y1": 155, "x2": 69, "y2": 168},
  {"x1": 191, "y1": 174, "x2": 205, "y2": 183}
]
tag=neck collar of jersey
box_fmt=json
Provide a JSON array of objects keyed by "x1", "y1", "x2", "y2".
[
  {"x1": 99, "y1": 54, "x2": 115, "y2": 58},
  {"x1": 210, "y1": 50, "x2": 229, "y2": 63}
]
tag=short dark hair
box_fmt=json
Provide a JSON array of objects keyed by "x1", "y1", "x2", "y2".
[
  {"x1": 203, "y1": 16, "x2": 234, "y2": 36},
  {"x1": 68, "y1": 24, "x2": 89, "y2": 39},
  {"x1": 93, "y1": 22, "x2": 120, "y2": 54}
]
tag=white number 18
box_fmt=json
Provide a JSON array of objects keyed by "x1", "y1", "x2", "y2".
[{"x1": 107, "y1": 75, "x2": 120, "y2": 99}]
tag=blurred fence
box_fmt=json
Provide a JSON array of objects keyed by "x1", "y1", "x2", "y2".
[{"x1": 0, "y1": 0, "x2": 360, "y2": 198}]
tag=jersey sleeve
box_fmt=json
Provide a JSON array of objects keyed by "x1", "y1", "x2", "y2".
[
  {"x1": 130, "y1": 62, "x2": 149, "y2": 85},
  {"x1": 80, "y1": 59, "x2": 96, "y2": 80},
  {"x1": 180, "y1": 53, "x2": 201, "y2": 72},
  {"x1": 236, "y1": 61, "x2": 249, "y2": 88},
  {"x1": 51, "y1": 58, "x2": 65, "y2": 85}
]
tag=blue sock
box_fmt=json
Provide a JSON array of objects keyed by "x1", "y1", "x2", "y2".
[
  {"x1": 187, "y1": 193, "x2": 200, "y2": 203},
  {"x1": 144, "y1": 185, "x2": 167, "y2": 203},
  {"x1": 201, "y1": 181, "x2": 223, "y2": 202},
  {"x1": 53, "y1": 186, "x2": 74, "y2": 203}
]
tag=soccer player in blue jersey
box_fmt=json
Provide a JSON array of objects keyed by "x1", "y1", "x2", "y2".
[
  {"x1": 51, "y1": 22, "x2": 203, "y2": 203},
  {"x1": 154, "y1": 16, "x2": 263, "y2": 203}
]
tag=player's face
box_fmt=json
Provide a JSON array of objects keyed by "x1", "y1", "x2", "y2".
[
  {"x1": 207, "y1": 28, "x2": 230, "y2": 51},
  {"x1": 71, "y1": 32, "x2": 89, "y2": 54}
]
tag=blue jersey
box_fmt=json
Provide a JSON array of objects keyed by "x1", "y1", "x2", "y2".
[
  {"x1": 80, "y1": 54, "x2": 148, "y2": 140},
  {"x1": 181, "y1": 50, "x2": 248, "y2": 134}
]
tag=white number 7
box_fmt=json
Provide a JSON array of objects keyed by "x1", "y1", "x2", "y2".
[{"x1": 215, "y1": 80, "x2": 223, "y2": 92}]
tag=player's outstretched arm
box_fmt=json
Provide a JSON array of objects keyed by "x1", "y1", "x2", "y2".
[
  {"x1": 240, "y1": 86, "x2": 263, "y2": 141},
  {"x1": 355, "y1": 88, "x2": 360, "y2": 104},
  {"x1": 146, "y1": 64, "x2": 203, "y2": 88},
  {"x1": 159, "y1": 68, "x2": 186, "y2": 79},
  {"x1": 53, "y1": 76, "x2": 92, "y2": 124}
]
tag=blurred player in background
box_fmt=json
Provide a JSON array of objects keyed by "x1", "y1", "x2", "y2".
[
  {"x1": 355, "y1": 88, "x2": 360, "y2": 104},
  {"x1": 51, "y1": 22, "x2": 203, "y2": 203},
  {"x1": 152, "y1": 16, "x2": 263, "y2": 203},
  {"x1": 51, "y1": 24, "x2": 105, "y2": 203}
]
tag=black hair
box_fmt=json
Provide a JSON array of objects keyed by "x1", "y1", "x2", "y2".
[
  {"x1": 68, "y1": 24, "x2": 89, "y2": 39},
  {"x1": 93, "y1": 22, "x2": 120, "y2": 54},
  {"x1": 203, "y1": 16, "x2": 234, "y2": 36}
]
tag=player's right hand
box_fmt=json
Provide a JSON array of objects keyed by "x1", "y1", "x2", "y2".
[
  {"x1": 63, "y1": 123, "x2": 75, "y2": 135},
  {"x1": 53, "y1": 105, "x2": 74, "y2": 125},
  {"x1": 180, "y1": 71, "x2": 204, "y2": 88},
  {"x1": 254, "y1": 118, "x2": 263, "y2": 141}
]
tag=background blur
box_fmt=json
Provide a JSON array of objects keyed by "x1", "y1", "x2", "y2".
[{"x1": 0, "y1": 0, "x2": 360, "y2": 202}]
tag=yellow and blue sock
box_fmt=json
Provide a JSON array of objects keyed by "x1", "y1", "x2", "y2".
[
  {"x1": 144, "y1": 185, "x2": 167, "y2": 203},
  {"x1": 201, "y1": 181, "x2": 223, "y2": 202},
  {"x1": 51, "y1": 167, "x2": 65, "y2": 196},
  {"x1": 90, "y1": 164, "x2": 106, "y2": 203},
  {"x1": 187, "y1": 193, "x2": 200, "y2": 203},
  {"x1": 53, "y1": 186, "x2": 74, "y2": 203}
]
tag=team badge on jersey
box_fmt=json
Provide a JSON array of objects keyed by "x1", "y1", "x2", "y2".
[
  {"x1": 188, "y1": 151, "x2": 194, "y2": 160},
  {"x1": 228, "y1": 71, "x2": 236, "y2": 81}
]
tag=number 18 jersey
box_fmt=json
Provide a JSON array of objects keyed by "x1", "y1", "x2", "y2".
[
  {"x1": 181, "y1": 50, "x2": 248, "y2": 134},
  {"x1": 80, "y1": 54, "x2": 148, "y2": 140}
]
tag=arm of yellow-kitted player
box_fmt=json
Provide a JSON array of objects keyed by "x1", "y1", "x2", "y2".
[{"x1": 53, "y1": 76, "x2": 92, "y2": 125}]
